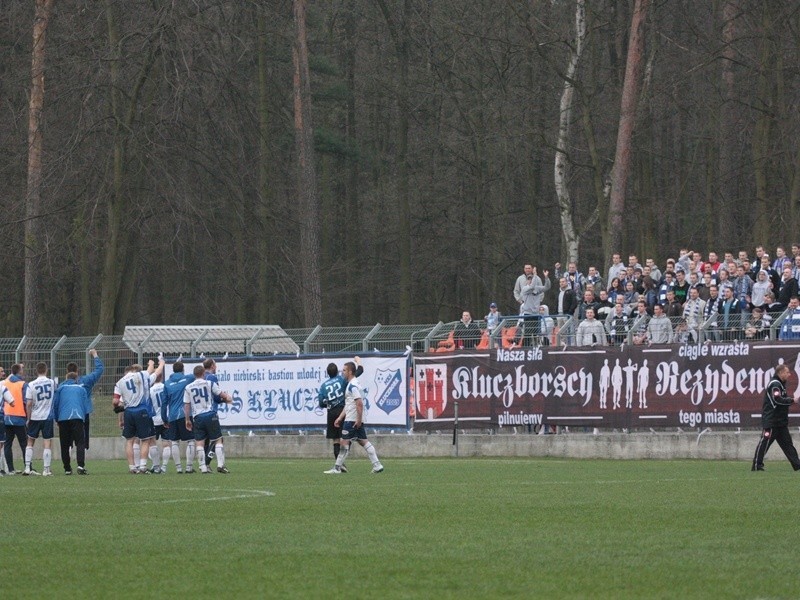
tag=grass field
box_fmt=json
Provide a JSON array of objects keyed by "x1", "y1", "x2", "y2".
[{"x1": 1, "y1": 456, "x2": 796, "y2": 599}]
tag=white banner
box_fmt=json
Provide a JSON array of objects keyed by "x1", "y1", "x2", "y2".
[{"x1": 167, "y1": 355, "x2": 409, "y2": 428}]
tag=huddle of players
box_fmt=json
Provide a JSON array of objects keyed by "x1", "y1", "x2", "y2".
[
  {"x1": 113, "y1": 357, "x2": 232, "y2": 474},
  {"x1": 0, "y1": 350, "x2": 103, "y2": 476}
]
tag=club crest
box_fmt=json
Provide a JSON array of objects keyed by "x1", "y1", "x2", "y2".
[
  {"x1": 417, "y1": 364, "x2": 447, "y2": 419},
  {"x1": 374, "y1": 369, "x2": 403, "y2": 415}
]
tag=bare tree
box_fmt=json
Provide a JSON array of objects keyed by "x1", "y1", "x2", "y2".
[
  {"x1": 375, "y1": 0, "x2": 412, "y2": 321},
  {"x1": 716, "y1": 0, "x2": 740, "y2": 244},
  {"x1": 554, "y1": 0, "x2": 586, "y2": 265},
  {"x1": 607, "y1": 0, "x2": 649, "y2": 253},
  {"x1": 23, "y1": 0, "x2": 54, "y2": 336},
  {"x1": 292, "y1": 0, "x2": 322, "y2": 326}
]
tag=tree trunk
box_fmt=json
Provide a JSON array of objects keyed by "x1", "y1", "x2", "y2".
[
  {"x1": 553, "y1": 0, "x2": 586, "y2": 265},
  {"x1": 717, "y1": 0, "x2": 739, "y2": 243},
  {"x1": 752, "y1": 3, "x2": 773, "y2": 244},
  {"x1": 344, "y1": 0, "x2": 361, "y2": 323},
  {"x1": 607, "y1": 0, "x2": 649, "y2": 253},
  {"x1": 98, "y1": 0, "x2": 157, "y2": 333},
  {"x1": 292, "y1": 0, "x2": 322, "y2": 326},
  {"x1": 376, "y1": 0, "x2": 412, "y2": 321},
  {"x1": 23, "y1": 0, "x2": 55, "y2": 337},
  {"x1": 257, "y1": 7, "x2": 273, "y2": 324}
]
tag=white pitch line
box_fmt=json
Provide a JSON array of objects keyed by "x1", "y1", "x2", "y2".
[
  {"x1": 155, "y1": 490, "x2": 275, "y2": 505},
  {"x1": 515, "y1": 476, "x2": 742, "y2": 486},
  {"x1": 76, "y1": 488, "x2": 274, "y2": 507}
]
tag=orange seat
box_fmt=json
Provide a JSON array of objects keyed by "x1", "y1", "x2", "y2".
[
  {"x1": 501, "y1": 326, "x2": 518, "y2": 349},
  {"x1": 475, "y1": 329, "x2": 490, "y2": 350},
  {"x1": 435, "y1": 330, "x2": 455, "y2": 352}
]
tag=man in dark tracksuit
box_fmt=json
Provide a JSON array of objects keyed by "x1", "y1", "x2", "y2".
[{"x1": 752, "y1": 363, "x2": 800, "y2": 471}]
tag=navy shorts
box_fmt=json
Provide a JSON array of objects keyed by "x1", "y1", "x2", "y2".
[
  {"x1": 27, "y1": 419, "x2": 54, "y2": 440},
  {"x1": 163, "y1": 418, "x2": 193, "y2": 442},
  {"x1": 154, "y1": 424, "x2": 165, "y2": 440},
  {"x1": 122, "y1": 408, "x2": 155, "y2": 440},
  {"x1": 193, "y1": 412, "x2": 222, "y2": 442},
  {"x1": 341, "y1": 421, "x2": 367, "y2": 441},
  {"x1": 0, "y1": 419, "x2": 5, "y2": 443},
  {"x1": 326, "y1": 405, "x2": 344, "y2": 439}
]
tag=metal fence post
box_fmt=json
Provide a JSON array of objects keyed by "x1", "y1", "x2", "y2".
[
  {"x1": 190, "y1": 330, "x2": 209, "y2": 359},
  {"x1": 363, "y1": 323, "x2": 382, "y2": 353},
  {"x1": 424, "y1": 322, "x2": 445, "y2": 353},
  {"x1": 245, "y1": 328, "x2": 264, "y2": 357},
  {"x1": 304, "y1": 325, "x2": 322, "y2": 355},
  {"x1": 15, "y1": 336, "x2": 27, "y2": 365},
  {"x1": 137, "y1": 332, "x2": 154, "y2": 365},
  {"x1": 453, "y1": 401, "x2": 459, "y2": 457},
  {"x1": 50, "y1": 335, "x2": 67, "y2": 377}
]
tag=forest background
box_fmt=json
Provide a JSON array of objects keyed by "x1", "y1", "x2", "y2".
[{"x1": 1, "y1": 0, "x2": 798, "y2": 336}]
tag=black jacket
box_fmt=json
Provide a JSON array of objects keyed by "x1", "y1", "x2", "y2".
[
  {"x1": 777, "y1": 277, "x2": 799, "y2": 308},
  {"x1": 762, "y1": 376, "x2": 794, "y2": 428},
  {"x1": 454, "y1": 321, "x2": 481, "y2": 348},
  {"x1": 553, "y1": 288, "x2": 578, "y2": 317}
]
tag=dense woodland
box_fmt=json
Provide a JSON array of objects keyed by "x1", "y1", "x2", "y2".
[{"x1": 1, "y1": 0, "x2": 800, "y2": 335}]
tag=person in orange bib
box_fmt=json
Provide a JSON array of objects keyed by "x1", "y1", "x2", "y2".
[{"x1": 3, "y1": 364, "x2": 29, "y2": 474}]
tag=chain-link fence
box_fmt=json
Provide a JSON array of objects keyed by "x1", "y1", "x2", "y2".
[{"x1": 8, "y1": 310, "x2": 800, "y2": 437}]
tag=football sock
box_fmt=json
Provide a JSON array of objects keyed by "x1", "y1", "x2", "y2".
[
  {"x1": 335, "y1": 445, "x2": 349, "y2": 468},
  {"x1": 43, "y1": 448, "x2": 52, "y2": 469},
  {"x1": 171, "y1": 442, "x2": 181, "y2": 468},
  {"x1": 139, "y1": 457, "x2": 148, "y2": 471},
  {"x1": 161, "y1": 445, "x2": 171, "y2": 468},
  {"x1": 0, "y1": 452, "x2": 6, "y2": 472},
  {"x1": 149, "y1": 445, "x2": 160, "y2": 468},
  {"x1": 25, "y1": 446, "x2": 33, "y2": 469},
  {"x1": 186, "y1": 444, "x2": 196, "y2": 468},
  {"x1": 333, "y1": 443, "x2": 340, "y2": 459},
  {"x1": 133, "y1": 442, "x2": 141, "y2": 465},
  {"x1": 215, "y1": 443, "x2": 225, "y2": 467},
  {"x1": 363, "y1": 442, "x2": 380, "y2": 466}
]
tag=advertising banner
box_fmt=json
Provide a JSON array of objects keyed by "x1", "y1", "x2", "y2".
[
  {"x1": 167, "y1": 355, "x2": 409, "y2": 428},
  {"x1": 413, "y1": 342, "x2": 800, "y2": 430}
]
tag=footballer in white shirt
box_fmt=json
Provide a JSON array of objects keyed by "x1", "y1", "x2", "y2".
[
  {"x1": 183, "y1": 364, "x2": 232, "y2": 473},
  {"x1": 114, "y1": 358, "x2": 165, "y2": 474},
  {"x1": 24, "y1": 362, "x2": 56, "y2": 476},
  {"x1": 324, "y1": 361, "x2": 383, "y2": 474}
]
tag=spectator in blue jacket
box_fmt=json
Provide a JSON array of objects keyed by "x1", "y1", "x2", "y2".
[
  {"x1": 53, "y1": 373, "x2": 90, "y2": 475},
  {"x1": 779, "y1": 297, "x2": 800, "y2": 340}
]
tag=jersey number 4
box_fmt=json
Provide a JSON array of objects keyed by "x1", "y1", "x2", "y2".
[{"x1": 125, "y1": 379, "x2": 138, "y2": 394}]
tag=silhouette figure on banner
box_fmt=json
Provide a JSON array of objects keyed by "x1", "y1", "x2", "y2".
[
  {"x1": 637, "y1": 359, "x2": 650, "y2": 409},
  {"x1": 599, "y1": 359, "x2": 610, "y2": 410},
  {"x1": 623, "y1": 359, "x2": 638, "y2": 409},
  {"x1": 611, "y1": 359, "x2": 623, "y2": 410}
]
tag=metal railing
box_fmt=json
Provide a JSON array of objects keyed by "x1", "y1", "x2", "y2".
[{"x1": 3, "y1": 309, "x2": 799, "y2": 437}]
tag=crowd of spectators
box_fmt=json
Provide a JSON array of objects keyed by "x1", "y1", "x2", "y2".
[{"x1": 452, "y1": 245, "x2": 800, "y2": 348}]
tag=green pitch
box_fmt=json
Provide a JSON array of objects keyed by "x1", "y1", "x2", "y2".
[{"x1": 0, "y1": 457, "x2": 794, "y2": 598}]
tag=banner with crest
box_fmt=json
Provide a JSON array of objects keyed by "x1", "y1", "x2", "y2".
[
  {"x1": 413, "y1": 342, "x2": 800, "y2": 430},
  {"x1": 166, "y1": 354, "x2": 409, "y2": 428}
]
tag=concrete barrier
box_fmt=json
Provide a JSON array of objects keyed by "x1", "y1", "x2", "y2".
[{"x1": 14, "y1": 430, "x2": 784, "y2": 463}]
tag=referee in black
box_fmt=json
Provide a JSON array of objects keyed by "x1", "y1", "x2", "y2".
[{"x1": 752, "y1": 362, "x2": 800, "y2": 472}]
